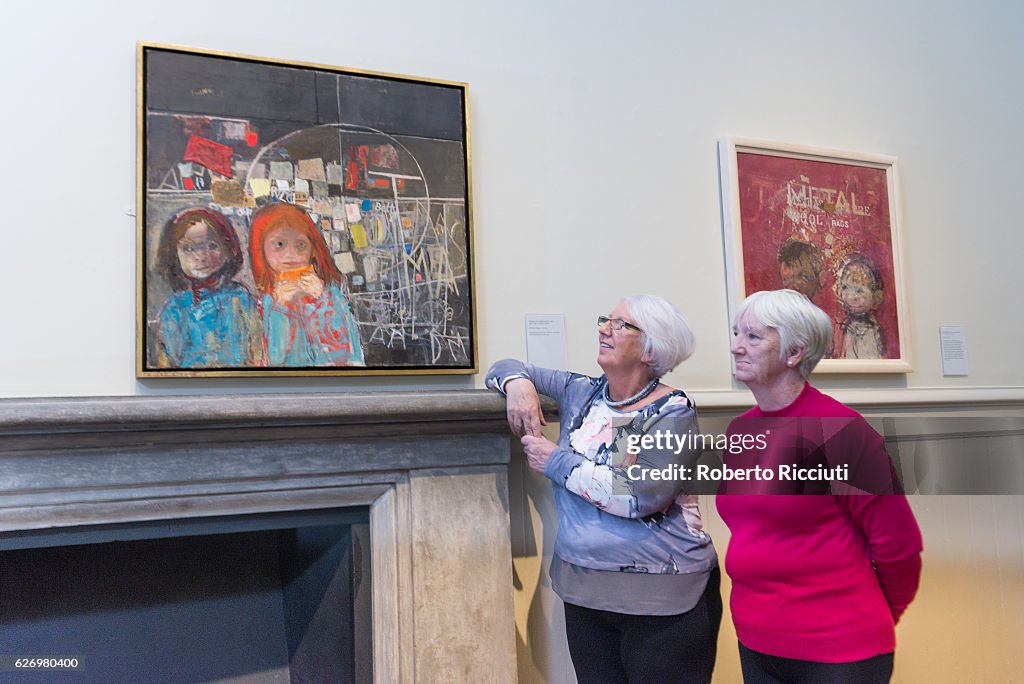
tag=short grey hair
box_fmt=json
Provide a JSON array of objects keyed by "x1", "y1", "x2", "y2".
[
  {"x1": 621, "y1": 294, "x2": 696, "y2": 378},
  {"x1": 734, "y1": 289, "x2": 833, "y2": 379}
]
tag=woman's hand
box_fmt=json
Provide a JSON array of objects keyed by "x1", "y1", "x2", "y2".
[
  {"x1": 522, "y1": 435, "x2": 557, "y2": 473},
  {"x1": 504, "y1": 378, "x2": 547, "y2": 437}
]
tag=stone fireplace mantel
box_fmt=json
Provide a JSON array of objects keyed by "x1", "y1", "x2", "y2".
[{"x1": 0, "y1": 390, "x2": 518, "y2": 683}]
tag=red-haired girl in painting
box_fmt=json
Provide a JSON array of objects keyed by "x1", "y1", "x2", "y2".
[
  {"x1": 156, "y1": 207, "x2": 262, "y2": 368},
  {"x1": 249, "y1": 202, "x2": 364, "y2": 366}
]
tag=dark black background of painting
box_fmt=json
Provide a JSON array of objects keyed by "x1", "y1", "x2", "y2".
[
  {"x1": 146, "y1": 48, "x2": 465, "y2": 138},
  {"x1": 144, "y1": 48, "x2": 468, "y2": 199}
]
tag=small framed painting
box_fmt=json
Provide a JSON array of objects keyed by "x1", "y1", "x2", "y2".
[{"x1": 719, "y1": 137, "x2": 911, "y2": 373}]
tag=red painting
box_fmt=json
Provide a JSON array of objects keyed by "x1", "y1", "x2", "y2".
[{"x1": 722, "y1": 141, "x2": 910, "y2": 371}]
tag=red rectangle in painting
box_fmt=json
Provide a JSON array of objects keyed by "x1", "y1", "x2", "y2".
[
  {"x1": 736, "y1": 152, "x2": 899, "y2": 359},
  {"x1": 183, "y1": 135, "x2": 234, "y2": 178}
]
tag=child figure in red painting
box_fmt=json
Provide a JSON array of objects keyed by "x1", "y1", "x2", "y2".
[
  {"x1": 835, "y1": 253, "x2": 886, "y2": 359},
  {"x1": 777, "y1": 238, "x2": 825, "y2": 301}
]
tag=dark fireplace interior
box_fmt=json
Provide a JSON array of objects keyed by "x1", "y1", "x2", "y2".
[{"x1": 0, "y1": 508, "x2": 372, "y2": 683}]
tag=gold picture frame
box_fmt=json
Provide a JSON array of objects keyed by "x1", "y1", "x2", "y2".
[{"x1": 137, "y1": 43, "x2": 476, "y2": 377}]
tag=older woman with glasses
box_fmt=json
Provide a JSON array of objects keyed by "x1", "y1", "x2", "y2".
[
  {"x1": 720, "y1": 289, "x2": 922, "y2": 683},
  {"x1": 487, "y1": 294, "x2": 721, "y2": 684}
]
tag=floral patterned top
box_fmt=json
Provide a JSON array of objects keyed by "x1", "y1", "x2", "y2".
[{"x1": 488, "y1": 359, "x2": 718, "y2": 614}]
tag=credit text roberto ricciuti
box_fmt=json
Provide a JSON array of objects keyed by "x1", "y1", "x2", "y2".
[{"x1": 626, "y1": 463, "x2": 851, "y2": 482}]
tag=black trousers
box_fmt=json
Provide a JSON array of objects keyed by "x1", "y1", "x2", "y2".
[
  {"x1": 738, "y1": 642, "x2": 894, "y2": 684},
  {"x1": 563, "y1": 566, "x2": 722, "y2": 684}
]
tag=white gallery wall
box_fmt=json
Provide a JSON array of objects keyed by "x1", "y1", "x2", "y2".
[
  {"x1": 4, "y1": 3, "x2": 1024, "y2": 683},
  {"x1": 2, "y1": 0, "x2": 1021, "y2": 398}
]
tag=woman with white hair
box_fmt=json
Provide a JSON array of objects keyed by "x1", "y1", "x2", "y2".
[
  {"x1": 720, "y1": 289, "x2": 922, "y2": 683},
  {"x1": 488, "y1": 294, "x2": 720, "y2": 684}
]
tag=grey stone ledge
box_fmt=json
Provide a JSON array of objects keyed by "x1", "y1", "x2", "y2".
[{"x1": 0, "y1": 389, "x2": 517, "y2": 436}]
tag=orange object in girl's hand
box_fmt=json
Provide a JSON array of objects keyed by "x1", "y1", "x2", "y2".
[{"x1": 275, "y1": 265, "x2": 315, "y2": 283}]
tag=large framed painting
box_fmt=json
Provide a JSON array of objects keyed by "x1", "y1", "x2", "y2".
[
  {"x1": 719, "y1": 137, "x2": 911, "y2": 373},
  {"x1": 137, "y1": 43, "x2": 476, "y2": 377}
]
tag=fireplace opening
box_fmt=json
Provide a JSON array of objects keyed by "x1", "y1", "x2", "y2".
[{"x1": 0, "y1": 507, "x2": 372, "y2": 683}]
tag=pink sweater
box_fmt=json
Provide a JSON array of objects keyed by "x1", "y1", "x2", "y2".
[{"x1": 717, "y1": 384, "x2": 922, "y2": 662}]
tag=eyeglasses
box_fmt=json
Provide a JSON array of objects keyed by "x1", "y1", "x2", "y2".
[{"x1": 597, "y1": 316, "x2": 643, "y2": 333}]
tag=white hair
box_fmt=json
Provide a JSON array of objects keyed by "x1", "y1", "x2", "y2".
[
  {"x1": 734, "y1": 289, "x2": 833, "y2": 379},
  {"x1": 621, "y1": 294, "x2": 696, "y2": 378}
]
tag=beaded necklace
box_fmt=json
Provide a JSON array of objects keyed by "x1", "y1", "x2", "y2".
[{"x1": 601, "y1": 377, "x2": 660, "y2": 408}]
